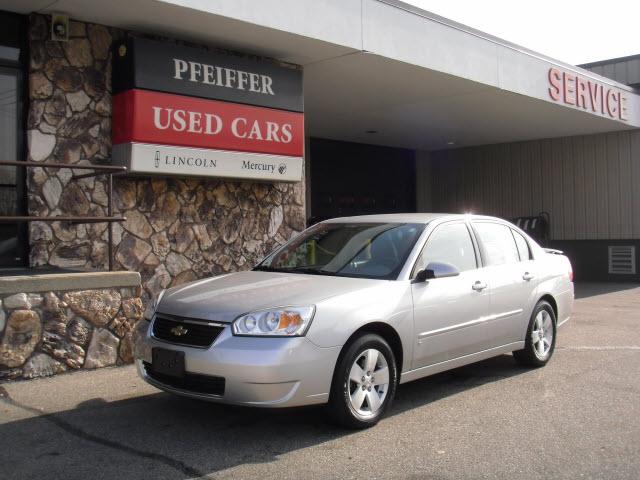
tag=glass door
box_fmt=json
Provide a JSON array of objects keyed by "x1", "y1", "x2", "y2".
[{"x1": 0, "y1": 11, "x2": 26, "y2": 268}]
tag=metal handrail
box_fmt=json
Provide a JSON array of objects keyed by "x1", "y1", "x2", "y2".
[
  {"x1": 0, "y1": 160, "x2": 126, "y2": 171},
  {"x1": 0, "y1": 216, "x2": 125, "y2": 223},
  {"x1": 0, "y1": 160, "x2": 128, "y2": 271}
]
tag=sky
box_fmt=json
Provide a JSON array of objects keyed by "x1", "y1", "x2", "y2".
[{"x1": 403, "y1": 0, "x2": 640, "y2": 65}]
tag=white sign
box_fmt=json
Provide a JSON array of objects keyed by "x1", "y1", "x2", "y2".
[{"x1": 113, "y1": 143, "x2": 303, "y2": 182}]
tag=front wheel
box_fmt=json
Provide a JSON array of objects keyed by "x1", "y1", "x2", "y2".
[
  {"x1": 513, "y1": 300, "x2": 556, "y2": 367},
  {"x1": 327, "y1": 333, "x2": 397, "y2": 429}
]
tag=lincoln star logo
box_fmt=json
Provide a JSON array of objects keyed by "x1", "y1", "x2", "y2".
[
  {"x1": 171, "y1": 325, "x2": 188, "y2": 337},
  {"x1": 278, "y1": 163, "x2": 287, "y2": 175}
]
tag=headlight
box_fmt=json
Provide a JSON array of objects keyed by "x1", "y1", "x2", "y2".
[
  {"x1": 232, "y1": 306, "x2": 315, "y2": 336},
  {"x1": 144, "y1": 289, "x2": 165, "y2": 321}
]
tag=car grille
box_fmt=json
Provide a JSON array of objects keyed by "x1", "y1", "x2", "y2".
[
  {"x1": 143, "y1": 362, "x2": 225, "y2": 396},
  {"x1": 152, "y1": 314, "x2": 225, "y2": 348}
]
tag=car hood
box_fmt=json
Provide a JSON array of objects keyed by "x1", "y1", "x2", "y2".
[{"x1": 156, "y1": 271, "x2": 383, "y2": 322}]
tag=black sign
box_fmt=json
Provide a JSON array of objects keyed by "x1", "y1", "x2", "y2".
[{"x1": 112, "y1": 36, "x2": 303, "y2": 112}]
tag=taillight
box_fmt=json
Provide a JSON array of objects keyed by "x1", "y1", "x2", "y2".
[{"x1": 568, "y1": 266, "x2": 574, "y2": 282}]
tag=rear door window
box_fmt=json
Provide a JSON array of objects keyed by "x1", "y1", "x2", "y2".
[{"x1": 473, "y1": 222, "x2": 520, "y2": 266}]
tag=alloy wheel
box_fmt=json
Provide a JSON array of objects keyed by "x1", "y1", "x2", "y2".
[
  {"x1": 348, "y1": 348, "x2": 390, "y2": 418},
  {"x1": 531, "y1": 310, "x2": 554, "y2": 360}
]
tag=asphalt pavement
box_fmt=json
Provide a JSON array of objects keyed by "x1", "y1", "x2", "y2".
[{"x1": 1, "y1": 282, "x2": 639, "y2": 479}]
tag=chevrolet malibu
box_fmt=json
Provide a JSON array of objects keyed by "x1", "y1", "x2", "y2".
[{"x1": 135, "y1": 214, "x2": 574, "y2": 428}]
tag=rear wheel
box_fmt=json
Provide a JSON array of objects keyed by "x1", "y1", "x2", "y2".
[
  {"x1": 327, "y1": 333, "x2": 397, "y2": 429},
  {"x1": 513, "y1": 300, "x2": 556, "y2": 367}
]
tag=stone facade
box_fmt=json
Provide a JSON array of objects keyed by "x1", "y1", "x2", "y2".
[
  {"x1": 26, "y1": 14, "x2": 306, "y2": 304},
  {"x1": 0, "y1": 285, "x2": 143, "y2": 380}
]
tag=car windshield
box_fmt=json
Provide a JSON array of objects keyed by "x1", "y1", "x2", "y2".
[{"x1": 255, "y1": 222, "x2": 425, "y2": 280}]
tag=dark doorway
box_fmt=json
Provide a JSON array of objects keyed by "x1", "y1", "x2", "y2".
[
  {"x1": 0, "y1": 11, "x2": 27, "y2": 268},
  {"x1": 309, "y1": 138, "x2": 416, "y2": 222}
]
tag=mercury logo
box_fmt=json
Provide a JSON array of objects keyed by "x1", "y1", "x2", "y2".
[
  {"x1": 278, "y1": 163, "x2": 287, "y2": 175},
  {"x1": 154, "y1": 151, "x2": 160, "y2": 168}
]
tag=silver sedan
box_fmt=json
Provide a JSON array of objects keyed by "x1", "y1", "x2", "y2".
[{"x1": 135, "y1": 213, "x2": 574, "y2": 428}]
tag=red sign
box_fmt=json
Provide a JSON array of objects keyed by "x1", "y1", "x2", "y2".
[
  {"x1": 547, "y1": 68, "x2": 628, "y2": 121},
  {"x1": 112, "y1": 89, "x2": 304, "y2": 157}
]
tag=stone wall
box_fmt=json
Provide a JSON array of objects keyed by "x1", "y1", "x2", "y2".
[
  {"x1": 26, "y1": 14, "x2": 306, "y2": 304},
  {"x1": 0, "y1": 285, "x2": 143, "y2": 380}
]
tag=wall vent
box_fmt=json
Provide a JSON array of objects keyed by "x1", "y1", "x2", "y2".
[{"x1": 608, "y1": 246, "x2": 636, "y2": 275}]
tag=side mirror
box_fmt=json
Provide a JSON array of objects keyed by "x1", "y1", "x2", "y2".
[
  {"x1": 426, "y1": 262, "x2": 460, "y2": 279},
  {"x1": 413, "y1": 269, "x2": 429, "y2": 283},
  {"x1": 414, "y1": 262, "x2": 460, "y2": 282}
]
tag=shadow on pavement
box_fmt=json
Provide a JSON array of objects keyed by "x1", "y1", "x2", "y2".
[
  {"x1": 0, "y1": 355, "x2": 528, "y2": 479},
  {"x1": 573, "y1": 282, "x2": 640, "y2": 300}
]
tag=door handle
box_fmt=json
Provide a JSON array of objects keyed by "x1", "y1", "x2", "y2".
[
  {"x1": 472, "y1": 281, "x2": 487, "y2": 291},
  {"x1": 523, "y1": 272, "x2": 535, "y2": 281}
]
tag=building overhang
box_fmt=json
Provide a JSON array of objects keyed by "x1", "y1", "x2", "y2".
[{"x1": 8, "y1": 0, "x2": 640, "y2": 150}]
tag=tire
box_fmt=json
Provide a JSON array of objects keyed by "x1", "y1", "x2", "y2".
[
  {"x1": 513, "y1": 300, "x2": 557, "y2": 367},
  {"x1": 327, "y1": 333, "x2": 398, "y2": 429}
]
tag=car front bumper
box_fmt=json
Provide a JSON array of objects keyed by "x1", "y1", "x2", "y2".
[{"x1": 134, "y1": 320, "x2": 342, "y2": 408}]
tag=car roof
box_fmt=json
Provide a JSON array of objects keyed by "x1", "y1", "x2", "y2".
[{"x1": 322, "y1": 213, "x2": 504, "y2": 224}]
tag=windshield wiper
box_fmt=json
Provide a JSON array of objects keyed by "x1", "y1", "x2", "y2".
[
  {"x1": 254, "y1": 265, "x2": 334, "y2": 275},
  {"x1": 253, "y1": 265, "x2": 279, "y2": 272},
  {"x1": 285, "y1": 266, "x2": 334, "y2": 275}
]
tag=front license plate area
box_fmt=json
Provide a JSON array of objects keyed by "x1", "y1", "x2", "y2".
[{"x1": 152, "y1": 348, "x2": 185, "y2": 377}]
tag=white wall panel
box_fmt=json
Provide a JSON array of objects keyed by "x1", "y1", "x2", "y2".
[
  {"x1": 424, "y1": 130, "x2": 640, "y2": 240},
  {"x1": 632, "y1": 132, "x2": 640, "y2": 237},
  {"x1": 629, "y1": 59, "x2": 640, "y2": 85},
  {"x1": 582, "y1": 57, "x2": 640, "y2": 87}
]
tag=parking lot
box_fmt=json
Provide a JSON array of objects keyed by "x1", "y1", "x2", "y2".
[{"x1": 1, "y1": 282, "x2": 639, "y2": 480}]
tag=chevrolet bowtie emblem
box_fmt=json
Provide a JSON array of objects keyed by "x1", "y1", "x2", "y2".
[{"x1": 171, "y1": 325, "x2": 188, "y2": 337}]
